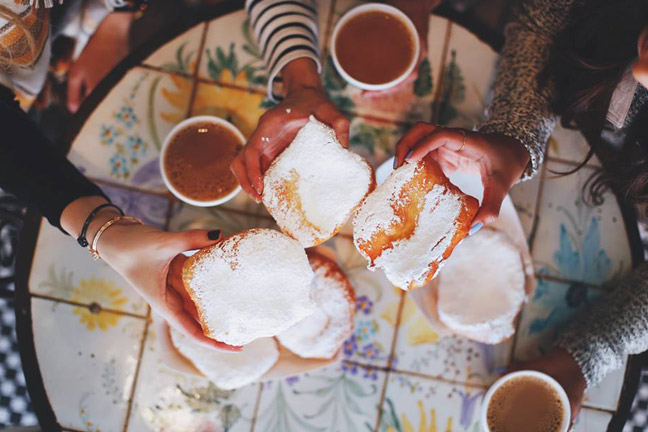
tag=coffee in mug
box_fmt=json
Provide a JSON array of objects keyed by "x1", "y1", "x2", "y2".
[
  {"x1": 331, "y1": 4, "x2": 419, "y2": 91},
  {"x1": 481, "y1": 371, "x2": 571, "y2": 432},
  {"x1": 161, "y1": 116, "x2": 243, "y2": 206}
]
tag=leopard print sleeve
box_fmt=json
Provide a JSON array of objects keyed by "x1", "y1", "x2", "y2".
[{"x1": 478, "y1": 0, "x2": 579, "y2": 181}]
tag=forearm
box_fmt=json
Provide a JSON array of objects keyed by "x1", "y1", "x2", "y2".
[
  {"x1": 0, "y1": 86, "x2": 106, "y2": 231},
  {"x1": 555, "y1": 262, "x2": 648, "y2": 388},
  {"x1": 245, "y1": 0, "x2": 321, "y2": 101},
  {"x1": 479, "y1": 0, "x2": 578, "y2": 180}
]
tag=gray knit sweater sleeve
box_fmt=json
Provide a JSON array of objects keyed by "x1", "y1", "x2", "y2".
[
  {"x1": 555, "y1": 263, "x2": 648, "y2": 388},
  {"x1": 478, "y1": 0, "x2": 577, "y2": 180}
]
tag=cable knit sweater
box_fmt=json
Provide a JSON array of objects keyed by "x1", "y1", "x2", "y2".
[{"x1": 479, "y1": 0, "x2": 648, "y2": 387}]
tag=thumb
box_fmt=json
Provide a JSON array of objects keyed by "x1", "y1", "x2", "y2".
[
  {"x1": 472, "y1": 179, "x2": 508, "y2": 228},
  {"x1": 175, "y1": 229, "x2": 223, "y2": 252}
]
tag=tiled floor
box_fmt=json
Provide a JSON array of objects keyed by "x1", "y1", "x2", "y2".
[{"x1": 3, "y1": 2, "x2": 644, "y2": 432}]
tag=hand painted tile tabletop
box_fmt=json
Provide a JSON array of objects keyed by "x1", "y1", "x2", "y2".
[{"x1": 22, "y1": 3, "x2": 637, "y2": 432}]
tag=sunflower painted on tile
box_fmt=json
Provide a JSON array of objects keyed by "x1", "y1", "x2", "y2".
[{"x1": 71, "y1": 278, "x2": 128, "y2": 331}]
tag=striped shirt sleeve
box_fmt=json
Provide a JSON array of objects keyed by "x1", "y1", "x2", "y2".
[{"x1": 245, "y1": 0, "x2": 321, "y2": 101}]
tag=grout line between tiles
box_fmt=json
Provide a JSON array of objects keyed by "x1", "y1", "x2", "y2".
[
  {"x1": 546, "y1": 155, "x2": 602, "y2": 170},
  {"x1": 389, "y1": 368, "x2": 489, "y2": 390},
  {"x1": 534, "y1": 273, "x2": 601, "y2": 289},
  {"x1": 249, "y1": 382, "x2": 264, "y2": 432},
  {"x1": 373, "y1": 367, "x2": 392, "y2": 432},
  {"x1": 138, "y1": 63, "x2": 194, "y2": 80},
  {"x1": 121, "y1": 306, "x2": 152, "y2": 432},
  {"x1": 431, "y1": 20, "x2": 453, "y2": 123},
  {"x1": 186, "y1": 22, "x2": 210, "y2": 118},
  {"x1": 581, "y1": 404, "x2": 617, "y2": 415},
  {"x1": 29, "y1": 293, "x2": 148, "y2": 319},
  {"x1": 528, "y1": 162, "x2": 548, "y2": 255}
]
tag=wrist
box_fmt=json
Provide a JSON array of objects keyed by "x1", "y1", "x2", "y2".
[{"x1": 281, "y1": 58, "x2": 322, "y2": 96}]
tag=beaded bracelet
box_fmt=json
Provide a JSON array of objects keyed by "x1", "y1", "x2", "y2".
[
  {"x1": 77, "y1": 203, "x2": 124, "y2": 248},
  {"x1": 89, "y1": 216, "x2": 143, "y2": 260}
]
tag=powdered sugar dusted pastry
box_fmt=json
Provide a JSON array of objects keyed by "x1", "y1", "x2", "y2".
[
  {"x1": 262, "y1": 116, "x2": 375, "y2": 247},
  {"x1": 170, "y1": 328, "x2": 279, "y2": 389},
  {"x1": 182, "y1": 228, "x2": 315, "y2": 346},
  {"x1": 353, "y1": 155, "x2": 478, "y2": 290},
  {"x1": 437, "y1": 228, "x2": 525, "y2": 344},
  {"x1": 277, "y1": 251, "x2": 355, "y2": 359}
]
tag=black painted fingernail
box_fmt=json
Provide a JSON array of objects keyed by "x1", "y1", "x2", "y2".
[
  {"x1": 393, "y1": 157, "x2": 398, "y2": 169},
  {"x1": 405, "y1": 150, "x2": 414, "y2": 161},
  {"x1": 207, "y1": 230, "x2": 221, "y2": 240}
]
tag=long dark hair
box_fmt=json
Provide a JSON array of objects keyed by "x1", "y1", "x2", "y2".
[{"x1": 543, "y1": 0, "x2": 648, "y2": 207}]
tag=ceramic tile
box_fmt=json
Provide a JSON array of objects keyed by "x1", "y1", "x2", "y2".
[
  {"x1": 323, "y1": 4, "x2": 447, "y2": 123},
  {"x1": 436, "y1": 22, "x2": 498, "y2": 128},
  {"x1": 32, "y1": 298, "x2": 145, "y2": 432},
  {"x1": 99, "y1": 182, "x2": 171, "y2": 228},
  {"x1": 349, "y1": 116, "x2": 408, "y2": 169},
  {"x1": 29, "y1": 219, "x2": 148, "y2": 316},
  {"x1": 168, "y1": 201, "x2": 277, "y2": 237},
  {"x1": 573, "y1": 408, "x2": 612, "y2": 432},
  {"x1": 330, "y1": 236, "x2": 402, "y2": 368},
  {"x1": 379, "y1": 372, "x2": 484, "y2": 431},
  {"x1": 583, "y1": 361, "x2": 625, "y2": 411},
  {"x1": 142, "y1": 24, "x2": 205, "y2": 75},
  {"x1": 513, "y1": 277, "x2": 604, "y2": 361},
  {"x1": 69, "y1": 68, "x2": 193, "y2": 193},
  {"x1": 127, "y1": 327, "x2": 259, "y2": 432},
  {"x1": 547, "y1": 123, "x2": 601, "y2": 167},
  {"x1": 392, "y1": 294, "x2": 512, "y2": 386},
  {"x1": 189, "y1": 81, "x2": 267, "y2": 139},
  {"x1": 532, "y1": 160, "x2": 632, "y2": 286},
  {"x1": 254, "y1": 362, "x2": 383, "y2": 432},
  {"x1": 509, "y1": 171, "x2": 542, "y2": 244},
  {"x1": 199, "y1": 2, "x2": 332, "y2": 93}
]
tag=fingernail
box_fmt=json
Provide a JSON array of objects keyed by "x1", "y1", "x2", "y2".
[
  {"x1": 405, "y1": 150, "x2": 414, "y2": 161},
  {"x1": 469, "y1": 223, "x2": 483, "y2": 236},
  {"x1": 393, "y1": 157, "x2": 398, "y2": 169},
  {"x1": 207, "y1": 230, "x2": 221, "y2": 240}
]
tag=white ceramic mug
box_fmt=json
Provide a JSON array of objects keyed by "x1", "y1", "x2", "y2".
[
  {"x1": 160, "y1": 115, "x2": 244, "y2": 207},
  {"x1": 330, "y1": 3, "x2": 420, "y2": 91},
  {"x1": 480, "y1": 370, "x2": 572, "y2": 432}
]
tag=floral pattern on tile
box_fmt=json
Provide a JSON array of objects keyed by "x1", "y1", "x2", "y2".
[
  {"x1": 393, "y1": 295, "x2": 512, "y2": 386},
  {"x1": 199, "y1": 2, "x2": 332, "y2": 93},
  {"x1": 29, "y1": 220, "x2": 147, "y2": 315},
  {"x1": 513, "y1": 277, "x2": 604, "y2": 361},
  {"x1": 128, "y1": 328, "x2": 259, "y2": 432},
  {"x1": 143, "y1": 24, "x2": 205, "y2": 75},
  {"x1": 99, "y1": 182, "x2": 170, "y2": 228},
  {"x1": 254, "y1": 363, "x2": 383, "y2": 432},
  {"x1": 32, "y1": 298, "x2": 145, "y2": 431},
  {"x1": 190, "y1": 81, "x2": 267, "y2": 138},
  {"x1": 323, "y1": 5, "x2": 446, "y2": 123},
  {"x1": 532, "y1": 160, "x2": 632, "y2": 286},
  {"x1": 509, "y1": 170, "x2": 542, "y2": 244},
  {"x1": 332, "y1": 236, "x2": 402, "y2": 368},
  {"x1": 436, "y1": 23, "x2": 498, "y2": 128},
  {"x1": 69, "y1": 68, "x2": 192, "y2": 192},
  {"x1": 168, "y1": 201, "x2": 277, "y2": 237},
  {"x1": 379, "y1": 373, "x2": 484, "y2": 432}
]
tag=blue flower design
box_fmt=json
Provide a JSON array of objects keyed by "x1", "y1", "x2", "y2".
[
  {"x1": 126, "y1": 135, "x2": 147, "y2": 159},
  {"x1": 361, "y1": 366, "x2": 378, "y2": 380},
  {"x1": 360, "y1": 343, "x2": 380, "y2": 360},
  {"x1": 355, "y1": 295, "x2": 374, "y2": 314},
  {"x1": 285, "y1": 376, "x2": 299, "y2": 386},
  {"x1": 455, "y1": 390, "x2": 483, "y2": 429},
  {"x1": 354, "y1": 320, "x2": 377, "y2": 342},
  {"x1": 343, "y1": 335, "x2": 358, "y2": 356},
  {"x1": 341, "y1": 362, "x2": 358, "y2": 375},
  {"x1": 115, "y1": 105, "x2": 138, "y2": 128},
  {"x1": 110, "y1": 153, "x2": 129, "y2": 178},
  {"x1": 100, "y1": 125, "x2": 119, "y2": 145}
]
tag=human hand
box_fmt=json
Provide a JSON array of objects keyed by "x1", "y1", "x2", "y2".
[
  {"x1": 67, "y1": 12, "x2": 134, "y2": 113},
  {"x1": 230, "y1": 58, "x2": 349, "y2": 202},
  {"x1": 507, "y1": 348, "x2": 587, "y2": 423},
  {"x1": 394, "y1": 124, "x2": 530, "y2": 227}
]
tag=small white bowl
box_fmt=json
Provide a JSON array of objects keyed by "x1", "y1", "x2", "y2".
[
  {"x1": 160, "y1": 115, "x2": 243, "y2": 207},
  {"x1": 330, "y1": 3, "x2": 420, "y2": 91},
  {"x1": 480, "y1": 370, "x2": 572, "y2": 432}
]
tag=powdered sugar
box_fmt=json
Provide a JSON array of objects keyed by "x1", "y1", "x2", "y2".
[
  {"x1": 263, "y1": 116, "x2": 374, "y2": 247},
  {"x1": 170, "y1": 328, "x2": 279, "y2": 389},
  {"x1": 437, "y1": 229, "x2": 525, "y2": 344},
  {"x1": 277, "y1": 253, "x2": 354, "y2": 359},
  {"x1": 353, "y1": 162, "x2": 462, "y2": 289},
  {"x1": 184, "y1": 228, "x2": 315, "y2": 346}
]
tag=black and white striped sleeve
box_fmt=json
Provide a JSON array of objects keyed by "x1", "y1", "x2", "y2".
[{"x1": 246, "y1": 0, "x2": 321, "y2": 101}]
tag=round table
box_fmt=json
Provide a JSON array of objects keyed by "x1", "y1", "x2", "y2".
[{"x1": 15, "y1": 1, "x2": 645, "y2": 431}]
